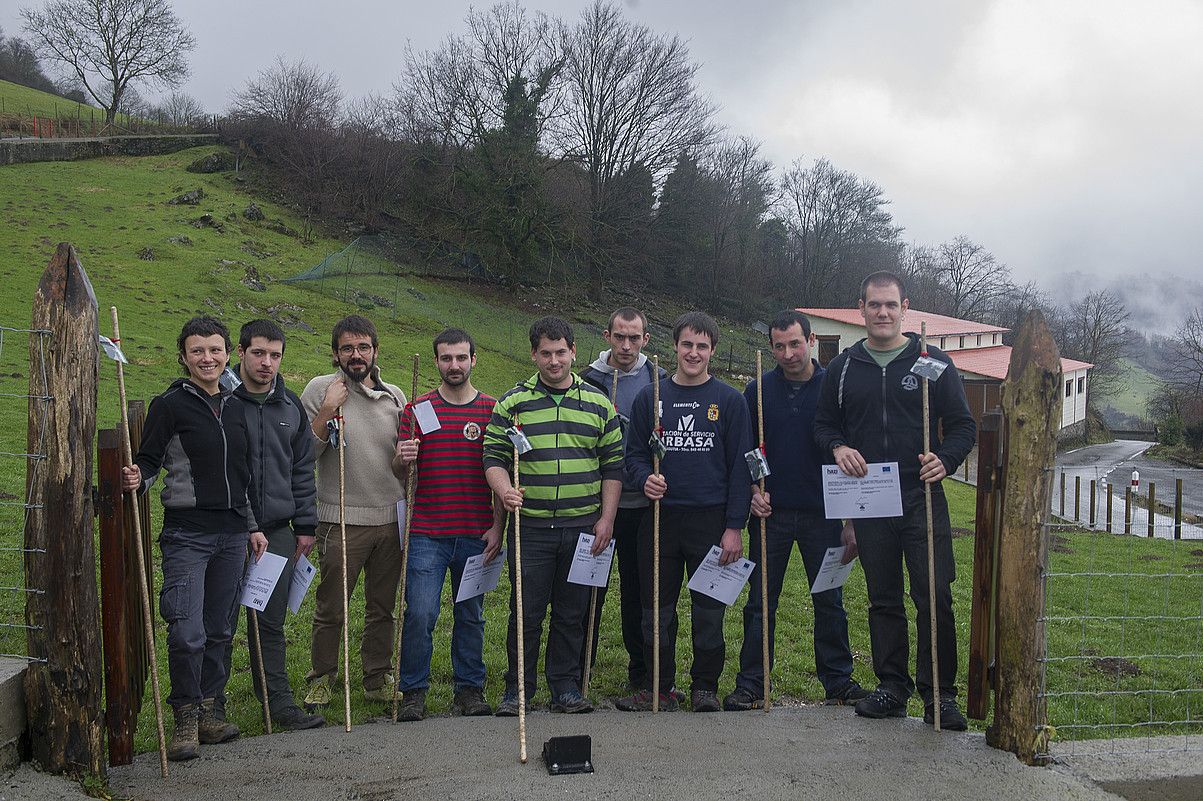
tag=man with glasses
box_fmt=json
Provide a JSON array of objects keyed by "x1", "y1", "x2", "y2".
[{"x1": 300, "y1": 315, "x2": 408, "y2": 711}]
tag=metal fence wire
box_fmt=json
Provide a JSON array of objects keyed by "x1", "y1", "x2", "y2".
[
  {"x1": 1039, "y1": 464, "x2": 1203, "y2": 761},
  {"x1": 0, "y1": 325, "x2": 49, "y2": 662}
]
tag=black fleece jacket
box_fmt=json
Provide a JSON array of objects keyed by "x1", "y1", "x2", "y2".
[{"x1": 813, "y1": 333, "x2": 976, "y2": 494}]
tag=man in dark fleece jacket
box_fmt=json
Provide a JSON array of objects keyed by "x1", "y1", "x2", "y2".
[
  {"x1": 619, "y1": 311, "x2": 753, "y2": 713},
  {"x1": 813, "y1": 271, "x2": 976, "y2": 730},
  {"x1": 218, "y1": 319, "x2": 324, "y2": 731}
]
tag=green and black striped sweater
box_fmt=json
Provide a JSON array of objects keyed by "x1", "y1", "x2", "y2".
[{"x1": 482, "y1": 373, "x2": 623, "y2": 528}]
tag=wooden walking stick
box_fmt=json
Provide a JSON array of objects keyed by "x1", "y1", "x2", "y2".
[
  {"x1": 921, "y1": 321, "x2": 941, "y2": 732},
  {"x1": 513, "y1": 413, "x2": 528, "y2": 763},
  {"x1": 337, "y1": 405, "x2": 352, "y2": 732},
  {"x1": 581, "y1": 369, "x2": 619, "y2": 697},
  {"x1": 110, "y1": 306, "x2": 169, "y2": 778},
  {"x1": 756, "y1": 350, "x2": 771, "y2": 712},
  {"x1": 249, "y1": 608, "x2": 272, "y2": 733},
  {"x1": 652, "y1": 354, "x2": 661, "y2": 713},
  {"x1": 392, "y1": 354, "x2": 420, "y2": 722}
]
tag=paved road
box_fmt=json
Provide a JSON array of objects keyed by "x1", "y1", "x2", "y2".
[{"x1": 3, "y1": 708, "x2": 1153, "y2": 801}]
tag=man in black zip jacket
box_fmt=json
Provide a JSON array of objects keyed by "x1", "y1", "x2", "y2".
[
  {"x1": 122, "y1": 316, "x2": 266, "y2": 761},
  {"x1": 218, "y1": 320, "x2": 324, "y2": 731},
  {"x1": 813, "y1": 272, "x2": 976, "y2": 730}
]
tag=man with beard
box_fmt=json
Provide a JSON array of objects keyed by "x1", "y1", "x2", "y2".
[
  {"x1": 300, "y1": 315, "x2": 407, "y2": 710},
  {"x1": 217, "y1": 319, "x2": 325, "y2": 730},
  {"x1": 391, "y1": 328, "x2": 503, "y2": 720}
]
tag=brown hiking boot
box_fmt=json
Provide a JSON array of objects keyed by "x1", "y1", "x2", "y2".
[
  {"x1": 198, "y1": 697, "x2": 240, "y2": 744},
  {"x1": 168, "y1": 703, "x2": 200, "y2": 762}
]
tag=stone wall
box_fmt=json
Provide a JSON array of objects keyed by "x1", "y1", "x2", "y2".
[{"x1": 0, "y1": 134, "x2": 218, "y2": 166}]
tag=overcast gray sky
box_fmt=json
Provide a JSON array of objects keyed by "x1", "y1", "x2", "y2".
[{"x1": 7, "y1": 0, "x2": 1202, "y2": 294}]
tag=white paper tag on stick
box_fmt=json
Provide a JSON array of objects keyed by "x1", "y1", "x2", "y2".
[
  {"x1": 744, "y1": 448, "x2": 770, "y2": 480},
  {"x1": 98, "y1": 335, "x2": 128, "y2": 363},
  {"x1": 506, "y1": 426, "x2": 532, "y2": 455},
  {"x1": 413, "y1": 400, "x2": 441, "y2": 434},
  {"x1": 911, "y1": 356, "x2": 947, "y2": 381}
]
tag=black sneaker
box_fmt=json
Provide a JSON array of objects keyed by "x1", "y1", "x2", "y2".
[
  {"x1": 690, "y1": 689, "x2": 721, "y2": 713},
  {"x1": 825, "y1": 679, "x2": 870, "y2": 706},
  {"x1": 494, "y1": 691, "x2": 529, "y2": 717},
  {"x1": 396, "y1": 688, "x2": 427, "y2": 722},
  {"x1": 615, "y1": 688, "x2": 679, "y2": 712},
  {"x1": 453, "y1": 687, "x2": 492, "y2": 716},
  {"x1": 550, "y1": 689, "x2": 594, "y2": 714},
  {"x1": 274, "y1": 705, "x2": 325, "y2": 731},
  {"x1": 854, "y1": 687, "x2": 908, "y2": 719},
  {"x1": 722, "y1": 686, "x2": 763, "y2": 711},
  {"x1": 924, "y1": 697, "x2": 969, "y2": 731}
]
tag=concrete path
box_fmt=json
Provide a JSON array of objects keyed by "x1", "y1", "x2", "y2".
[{"x1": 1, "y1": 707, "x2": 1140, "y2": 801}]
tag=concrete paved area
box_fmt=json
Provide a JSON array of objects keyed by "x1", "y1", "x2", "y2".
[{"x1": 0, "y1": 706, "x2": 1154, "y2": 801}]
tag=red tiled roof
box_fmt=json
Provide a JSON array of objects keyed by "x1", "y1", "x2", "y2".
[
  {"x1": 797, "y1": 307, "x2": 1009, "y2": 337},
  {"x1": 949, "y1": 346, "x2": 1093, "y2": 381}
]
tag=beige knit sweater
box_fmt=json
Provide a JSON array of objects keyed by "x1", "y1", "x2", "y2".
[{"x1": 301, "y1": 369, "x2": 407, "y2": 526}]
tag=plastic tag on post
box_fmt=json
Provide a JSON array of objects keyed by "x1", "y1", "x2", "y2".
[
  {"x1": 506, "y1": 426, "x2": 532, "y2": 455},
  {"x1": 648, "y1": 431, "x2": 668, "y2": 460},
  {"x1": 910, "y1": 356, "x2": 947, "y2": 381},
  {"x1": 744, "y1": 448, "x2": 771, "y2": 481},
  {"x1": 98, "y1": 335, "x2": 128, "y2": 363}
]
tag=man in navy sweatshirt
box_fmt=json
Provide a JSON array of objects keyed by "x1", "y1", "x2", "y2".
[
  {"x1": 813, "y1": 271, "x2": 976, "y2": 730},
  {"x1": 724, "y1": 310, "x2": 869, "y2": 711},
  {"x1": 618, "y1": 311, "x2": 753, "y2": 713}
]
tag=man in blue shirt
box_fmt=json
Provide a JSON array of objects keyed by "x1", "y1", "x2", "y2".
[{"x1": 724, "y1": 310, "x2": 868, "y2": 711}]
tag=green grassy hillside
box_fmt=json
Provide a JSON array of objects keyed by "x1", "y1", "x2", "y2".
[
  {"x1": 1104, "y1": 356, "x2": 1160, "y2": 422},
  {"x1": 0, "y1": 78, "x2": 96, "y2": 120}
]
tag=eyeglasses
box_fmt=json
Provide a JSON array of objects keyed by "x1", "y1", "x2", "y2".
[{"x1": 338, "y1": 343, "x2": 375, "y2": 356}]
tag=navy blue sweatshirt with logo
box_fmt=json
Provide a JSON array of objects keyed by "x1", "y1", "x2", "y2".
[
  {"x1": 626, "y1": 375, "x2": 754, "y2": 529},
  {"x1": 744, "y1": 362, "x2": 827, "y2": 513}
]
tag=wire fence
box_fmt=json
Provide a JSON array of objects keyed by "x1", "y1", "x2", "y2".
[
  {"x1": 1038, "y1": 464, "x2": 1203, "y2": 761},
  {"x1": 0, "y1": 325, "x2": 49, "y2": 663}
]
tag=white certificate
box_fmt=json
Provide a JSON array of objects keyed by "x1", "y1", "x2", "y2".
[
  {"x1": 810, "y1": 546, "x2": 856, "y2": 594},
  {"x1": 287, "y1": 554, "x2": 317, "y2": 614},
  {"x1": 822, "y1": 461, "x2": 904, "y2": 519},
  {"x1": 567, "y1": 533, "x2": 615, "y2": 588},
  {"x1": 413, "y1": 400, "x2": 441, "y2": 434},
  {"x1": 686, "y1": 545, "x2": 755, "y2": 606},
  {"x1": 240, "y1": 551, "x2": 287, "y2": 612},
  {"x1": 455, "y1": 549, "x2": 507, "y2": 602}
]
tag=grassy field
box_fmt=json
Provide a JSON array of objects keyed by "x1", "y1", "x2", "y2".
[
  {"x1": 1, "y1": 145, "x2": 1199, "y2": 758},
  {"x1": 0, "y1": 78, "x2": 96, "y2": 120},
  {"x1": 1104, "y1": 357, "x2": 1160, "y2": 422}
]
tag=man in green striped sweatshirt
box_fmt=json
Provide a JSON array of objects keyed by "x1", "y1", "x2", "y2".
[{"x1": 484, "y1": 316, "x2": 624, "y2": 715}]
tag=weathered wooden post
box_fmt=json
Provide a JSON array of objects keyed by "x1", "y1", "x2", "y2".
[
  {"x1": 1073, "y1": 476, "x2": 1080, "y2": 522},
  {"x1": 1124, "y1": 486, "x2": 1132, "y2": 534},
  {"x1": 967, "y1": 409, "x2": 1004, "y2": 720},
  {"x1": 1174, "y1": 478, "x2": 1183, "y2": 540},
  {"x1": 1088, "y1": 480, "x2": 1096, "y2": 528},
  {"x1": 1105, "y1": 483, "x2": 1113, "y2": 533},
  {"x1": 1147, "y1": 482, "x2": 1156, "y2": 538},
  {"x1": 987, "y1": 310, "x2": 1060, "y2": 765},
  {"x1": 24, "y1": 243, "x2": 104, "y2": 779}
]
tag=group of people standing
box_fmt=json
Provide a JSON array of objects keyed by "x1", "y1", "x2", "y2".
[{"x1": 124, "y1": 269, "x2": 976, "y2": 762}]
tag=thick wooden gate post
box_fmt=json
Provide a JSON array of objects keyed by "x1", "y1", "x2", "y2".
[
  {"x1": 24, "y1": 243, "x2": 105, "y2": 778},
  {"x1": 986, "y1": 310, "x2": 1061, "y2": 766},
  {"x1": 967, "y1": 408, "x2": 1004, "y2": 720}
]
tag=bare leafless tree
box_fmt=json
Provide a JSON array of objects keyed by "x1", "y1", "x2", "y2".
[
  {"x1": 21, "y1": 0, "x2": 194, "y2": 125},
  {"x1": 229, "y1": 56, "x2": 341, "y2": 130},
  {"x1": 1062, "y1": 289, "x2": 1130, "y2": 438},
  {"x1": 156, "y1": 90, "x2": 204, "y2": 126},
  {"x1": 1167, "y1": 308, "x2": 1203, "y2": 399},
  {"x1": 929, "y1": 235, "x2": 1013, "y2": 320}
]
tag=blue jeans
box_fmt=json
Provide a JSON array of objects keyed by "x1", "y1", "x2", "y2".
[
  {"x1": 735, "y1": 509, "x2": 855, "y2": 697},
  {"x1": 398, "y1": 534, "x2": 487, "y2": 692},
  {"x1": 158, "y1": 527, "x2": 248, "y2": 709}
]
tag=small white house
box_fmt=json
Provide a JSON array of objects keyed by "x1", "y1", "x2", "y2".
[{"x1": 796, "y1": 307, "x2": 1092, "y2": 434}]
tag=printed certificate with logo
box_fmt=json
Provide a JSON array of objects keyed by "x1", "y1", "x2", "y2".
[{"x1": 821, "y1": 462, "x2": 904, "y2": 519}]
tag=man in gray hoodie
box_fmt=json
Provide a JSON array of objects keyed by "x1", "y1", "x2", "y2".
[{"x1": 580, "y1": 307, "x2": 666, "y2": 691}]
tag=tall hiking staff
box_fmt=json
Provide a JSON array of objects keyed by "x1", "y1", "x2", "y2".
[
  {"x1": 110, "y1": 306, "x2": 169, "y2": 778},
  {"x1": 335, "y1": 405, "x2": 353, "y2": 731},
  {"x1": 756, "y1": 350, "x2": 771, "y2": 712},
  {"x1": 581, "y1": 370, "x2": 619, "y2": 697},
  {"x1": 513, "y1": 413, "x2": 528, "y2": 763},
  {"x1": 652, "y1": 354, "x2": 661, "y2": 713},
  {"x1": 249, "y1": 609, "x2": 272, "y2": 733},
  {"x1": 921, "y1": 321, "x2": 941, "y2": 732},
  {"x1": 392, "y1": 354, "x2": 420, "y2": 721}
]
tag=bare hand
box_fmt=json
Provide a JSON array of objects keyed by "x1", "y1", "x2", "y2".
[
  {"x1": 480, "y1": 525, "x2": 502, "y2": 564},
  {"x1": 591, "y1": 518, "x2": 614, "y2": 555},
  {"x1": 644, "y1": 473, "x2": 667, "y2": 501},
  {"x1": 719, "y1": 527, "x2": 744, "y2": 565},
  {"x1": 396, "y1": 438, "x2": 419, "y2": 464},
  {"x1": 501, "y1": 487, "x2": 525, "y2": 512},
  {"x1": 834, "y1": 445, "x2": 868, "y2": 478},
  {"x1": 294, "y1": 535, "x2": 315, "y2": 559},
  {"x1": 751, "y1": 488, "x2": 771, "y2": 518},
  {"x1": 918, "y1": 452, "x2": 946, "y2": 484},
  {"x1": 249, "y1": 531, "x2": 268, "y2": 561},
  {"x1": 840, "y1": 521, "x2": 858, "y2": 564},
  {"x1": 121, "y1": 465, "x2": 141, "y2": 492},
  {"x1": 321, "y1": 378, "x2": 348, "y2": 415}
]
